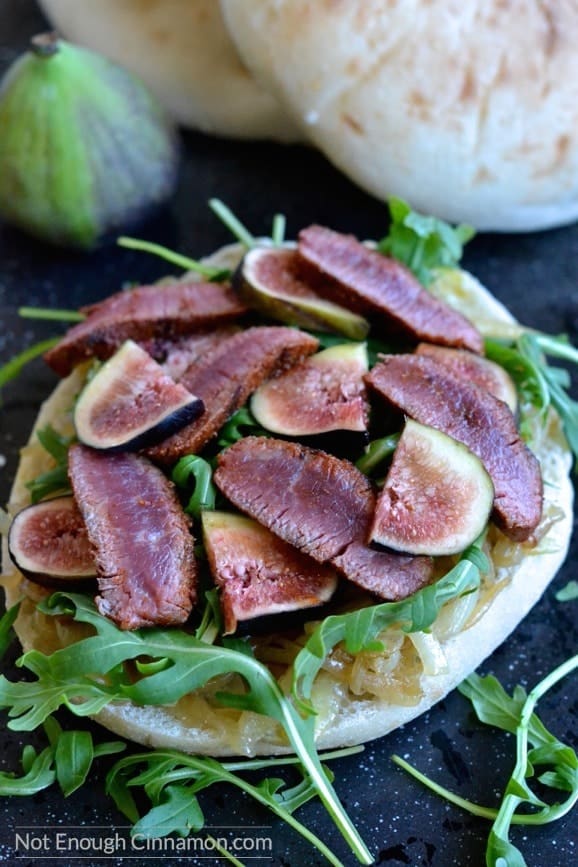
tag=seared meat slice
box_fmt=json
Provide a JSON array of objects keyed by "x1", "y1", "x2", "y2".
[
  {"x1": 331, "y1": 542, "x2": 434, "y2": 600},
  {"x1": 146, "y1": 327, "x2": 319, "y2": 464},
  {"x1": 416, "y1": 343, "x2": 517, "y2": 411},
  {"x1": 298, "y1": 225, "x2": 483, "y2": 354},
  {"x1": 140, "y1": 327, "x2": 239, "y2": 381},
  {"x1": 45, "y1": 281, "x2": 247, "y2": 376},
  {"x1": 68, "y1": 444, "x2": 196, "y2": 629},
  {"x1": 214, "y1": 436, "x2": 375, "y2": 562},
  {"x1": 203, "y1": 511, "x2": 337, "y2": 633},
  {"x1": 366, "y1": 354, "x2": 543, "y2": 541}
]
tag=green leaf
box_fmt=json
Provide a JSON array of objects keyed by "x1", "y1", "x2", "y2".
[
  {"x1": 0, "y1": 601, "x2": 21, "y2": 660},
  {"x1": 555, "y1": 580, "x2": 578, "y2": 602},
  {"x1": 171, "y1": 455, "x2": 217, "y2": 518},
  {"x1": 458, "y1": 675, "x2": 554, "y2": 747},
  {"x1": 54, "y1": 730, "x2": 94, "y2": 796},
  {"x1": 217, "y1": 406, "x2": 269, "y2": 448},
  {"x1": 24, "y1": 425, "x2": 76, "y2": 503},
  {"x1": 0, "y1": 746, "x2": 55, "y2": 796},
  {"x1": 293, "y1": 541, "x2": 486, "y2": 708},
  {"x1": 132, "y1": 785, "x2": 205, "y2": 838},
  {"x1": 355, "y1": 434, "x2": 400, "y2": 476},
  {"x1": 378, "y1": 197, "x2": 475, "y2": 286}
]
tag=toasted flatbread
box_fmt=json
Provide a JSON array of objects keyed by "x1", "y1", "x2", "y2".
[{"x1": 1, "y1": 243, "x2": 573, "y2": 756}]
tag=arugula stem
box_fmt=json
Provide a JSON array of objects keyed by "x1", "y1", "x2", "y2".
[
  {"x1": 117, "y1": 236, "x2": 229, "y2": 281},
  {"x1": 534, "y1": 334, "x2": 578, "y2": 365},
  {"x1": 18, "y1": 307, "x2": 85, "y2": 322},
  {"x1": 0, "y1": 338, "x2": 59, "y2": 390},
  {"x1": 205, "y1": 835, "x2": 244, "y2": 867},
  {"x1": 272, "y1": 213, "x2": 286, "y2": 245},
  {"x1": 209, "y1": 199, "x2": 256, "y2": 248}
]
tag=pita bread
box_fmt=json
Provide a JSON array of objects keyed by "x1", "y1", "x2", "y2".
[
  {"x1": 220, "y1": 0, "x2": 578, "y2": 231},
  {"x1": 1, "y1": 243, "x2": 573, "y2": 756},
  {"x1": 37, "y1": 0, "x2": 299, "y2": 141}
]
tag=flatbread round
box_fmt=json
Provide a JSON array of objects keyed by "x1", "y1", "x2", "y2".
[
  {"x1": 37, "y1": 0, "x2": 299, "y2": 141},
  {"x1": 220, "y1": 0, "x2": 578, "y2": 231},
  {"x1": 1, "y1": 243, "x2": 573, "y2": 756}
]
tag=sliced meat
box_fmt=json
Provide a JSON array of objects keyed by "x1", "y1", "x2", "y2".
[
  {"x1": 331, "y1": 542, "x2": 434, "y2": 601},
  {"x1": 68, "y1": 444, "x2": 196, "y2": 629},
  {"x1": 146, "y1": 327, "x2": 319, "y2": 464},
  {"x1": 202, "y1": 511, "x2": 337, "y2": 633},
  {"x1": 416, "y1": 343, "x2": 517, "y2": 411},
  {"x1": 140, "y1": 327, "x2": 239, "y2": 381},
  {"x1": 365, "y1": 354, "x2": 543, "y2": 541},
  {"x1": 214, "y1": 436, "x2": 375, "y2": 562},
  {"x1": 44, "y1": 281, "x2": 247, "y2": 376},
  {"x1": 298, "y1": 225, "x2": 483, "y2": 354}
]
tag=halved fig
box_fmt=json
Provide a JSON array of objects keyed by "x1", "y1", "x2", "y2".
[
  {"x1": 202, "y1": 511, "x2": 338, "y2": 634},
  {"x1": 8, "y1": 496, "x2": 97, "y2": 588},
  {"x1": 74, "y1": 340, "x2": 205, "y2": 451},
  {"x1": 416, "y1": 343, "x2": 518, "y2": 412},
  {"x1": 235, "y1": 246, "x2": 369, "y2": 340},
  {"x1": 370, "y1": 419, "x2": 494, "y2": 556},
  {"x1": 250, "y1": 343, "x2": 369, "y2": 436}
]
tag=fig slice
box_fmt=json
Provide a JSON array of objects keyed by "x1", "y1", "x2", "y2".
[
  {"x1": 370, "y1": 419, "x2": 494, "y2": 556},
  {"x1": 8, "y1": 496, "x2": 97, "y2": 588},
  {"x1": 416, "y1": 343, "x2": 518, "y2": 412},
  {"x1": 236, "y1": 246, "x2": 369, "y2": 339},
  {"x1": 74, "y1": 340, "x2": 205, "y2": 451},
  {"x1": 250, "y1": 342, "x2": 369, "y2": 436},
  {"x1": 202, "y1": 511, "x2": 338, "y2": 634}
]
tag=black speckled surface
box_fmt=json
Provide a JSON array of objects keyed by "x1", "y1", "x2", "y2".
[{"x1": 0, "y1": 3, "x2": 577, "y2": 866}]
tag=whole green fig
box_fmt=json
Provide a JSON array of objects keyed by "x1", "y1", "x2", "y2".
[{"x1": 0, "y1": 33, "x2": 179, "y2": 249}]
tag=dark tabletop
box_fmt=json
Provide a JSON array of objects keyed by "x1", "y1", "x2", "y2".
[{"x1": 0, "y1": 3, "x2": 577, "y2": 866}]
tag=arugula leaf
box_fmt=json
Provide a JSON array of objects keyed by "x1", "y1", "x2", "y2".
[
  {"x1": 378, "y1": 197, "x2": 475, "y2": 286},
  {"x1": 293, "y1": 540, "x2": 487, "y2": 710},
  {"x1": 392, "y1": 655, "x2": 578, "y2": 867},
  {"x1": 24, "y1": 425, "x2": 76, "y2": 503},
  {"x1": 107, "y1": 748, "x2": 357, "y2": 867},
  {"x1": 486, "y1": 332, "x2": 578, "y2": 465},
  {"x1": 171, "y1": 455, "x2": 217, "y2": 518},
  {"x1": 117, "y1": 236, "x2": 231, "y2": 282},
  {"x1": 555, "y1": 580, "x2": 578, "y2": 602},
  {"x1": 217, "y1": 406, "x2": 270, "y2": 448},
  {"x1": 0, "y1": 601, "x2": 21, "y2": 660},
  {"x1": 0, "y1": 592, "x2": 372, "y2": 865}
]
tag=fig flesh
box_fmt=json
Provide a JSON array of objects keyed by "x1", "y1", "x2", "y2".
[
  {"x1": 370, "y1": 419, "x2": 494, "y2": 556},
  {"x1": 236, "y1": 246, "x2": 369, "y2": 340},
  {"x1": 8, "y1": 496, "x2": 97, "y2": 587},
  {"x1": 251, "y1": 343, "x2": 369, "y2": 436},
  {"x1": 74, "y1": 340, "x2": 204, "y2": 451},
  {"x1": 202, "y1": 511, "x2": 337, "y2": 634},
  {"x1": 416, "y1": 343, "x2": 518, "y2": 412}
]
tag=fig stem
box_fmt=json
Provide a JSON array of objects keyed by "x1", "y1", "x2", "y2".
[{"x1": 30, "y1": 32, "x2": 60, "y2": 58}]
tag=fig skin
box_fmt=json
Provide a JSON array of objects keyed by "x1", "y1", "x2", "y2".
[
  {"x1": 370, "y1": 419, "x2": 494, "y2": 556},
  {"x1": 8, "y1": 496, "x2": 97, "y2": 589},
  {"x1": 251, "y1": 342, "x2": 369, "y2": 436},
  {"x1": 0, "y1": 33, "x2": 179, "y2": 249},
  {"x1": 235, "y1": 246, "x2": 369, "y2": 339},
  {"x1": 74, "y1": 340, "x2": 205, "y2": 452}
]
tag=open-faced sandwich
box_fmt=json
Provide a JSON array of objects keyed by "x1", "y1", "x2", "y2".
[{"x1": 0, "y1": 202, "x2": 576, "y2": 862}]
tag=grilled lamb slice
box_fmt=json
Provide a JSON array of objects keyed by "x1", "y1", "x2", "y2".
[
  {"x1": 331, "y1": 542, "x2": 433, "y2": 600},
  {"x1": 140, "y1": 327, "x2": 239, "y2": 381},
  {"x1": 416, "y1": 343, "x2": 517, "y2": 411},
  {"x1": 214, "y1": 436, "x2": 375, "y2": 562},
  {"x1": 68, "y1": 444, "x2": 197, "y2": 629},
  {"x1": 202, "y1": 511, "x2": 337, "y2": 633},
  {"x1": 146, "y1": 327, "x2": 319, "y2": 465},
  {"x1": 44, "y1": 280, "x2": 247, "y2": 376},
  {"x1": 298, "y1": 225, "x2": 483, "y2": 354},
  {"x1": 365, "y1": 354, "x2": 543, "y2": 541}
]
